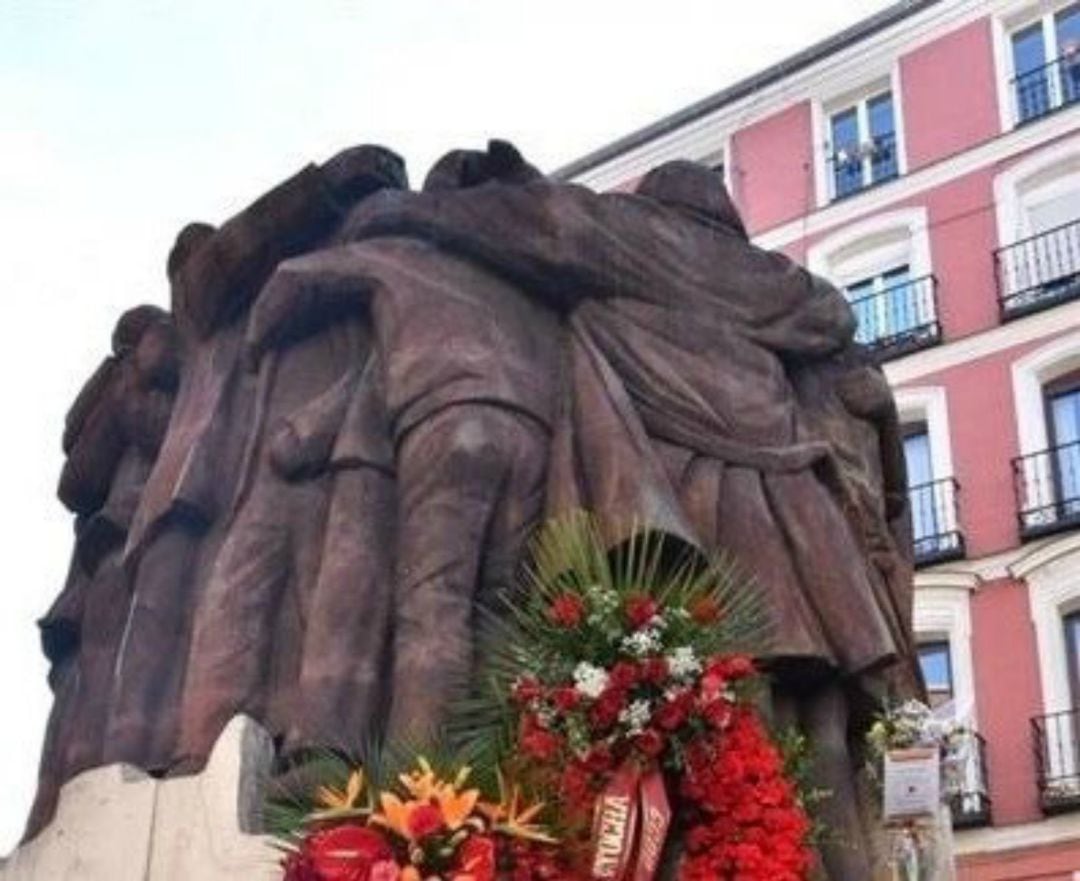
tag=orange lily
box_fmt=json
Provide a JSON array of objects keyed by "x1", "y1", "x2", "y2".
[
  {"x1": 373, "y1": 791, "x2": 414, "y2": 840},
  {"x1": 436, "y1": 786, "x2": 479, "y2": 830}
]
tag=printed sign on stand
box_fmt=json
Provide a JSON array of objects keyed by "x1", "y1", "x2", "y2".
[{"x1": 883, "y1": 747, "x2": 941, "y2": 822}]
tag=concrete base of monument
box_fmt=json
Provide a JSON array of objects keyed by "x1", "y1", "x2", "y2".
[{"x1": 0, "y1": 715, "x2": 281, "y2": 881}]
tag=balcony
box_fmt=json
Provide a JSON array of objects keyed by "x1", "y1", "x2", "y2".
[
  {"x1": 1011, "y1": 52, "x2": 1080, "y2": 126},
  {"x1": 996, "y1": 218, "x2": 1080, "y2": 319},
  {"x1": 828, "y1": 131, "x2": 899, "y2": 201},
  {"x1": 948, "y1": 730, "x2": 992, "y2": 829},
  {"x1": 910, "y1": 477, "x2": 964, "y2": 567},
  {"x1": 851, "y1": 274, "x2": 940, "y2": 361},
  {"x1": 1033, "y1": 709, "x2": 1080, "y2": 813},
  {"x1": 1013, "y1": 441, "x2": 1080, "y2": 540}
]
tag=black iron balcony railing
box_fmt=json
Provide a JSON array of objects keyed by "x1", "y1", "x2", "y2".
[
  {"x1": 850, "y1": 274, "x2": 941, "y2": 360},
  {"x1": 949, "y1": 730, "x2": 992, "y2": 829},
  {"x1": 1013, "y1": 440, "x2": 1080, "y2": 539},
  {"x1": 995, "y1": 218, "x2": 1080, "y2": 319},
  {"x1": 828, "y1": 131, "x2": 899, "y2": 200},
  {"x1": 1033, "y1": 708, "x2": 1080, "y2": 813},
  {"x1": 1012, "y1": 51, "x2": 1080, "y2": 125},
  {"x1": 909, "y1": 476, "x2": 964, "y2": 566}
]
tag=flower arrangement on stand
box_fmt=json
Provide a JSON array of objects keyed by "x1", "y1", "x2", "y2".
[
  {"x1": 866, "y1": 699, "x2": 969, "y2": 880},
  {"x1": 270, "y1": 513, "x2": 817, "y2": 881},
  {"x1": 272, "y1": 757, "x2": 581, "y2": 881},
  {"x1": 463, "y1": 514, "x2": 815, "y2": 881}
]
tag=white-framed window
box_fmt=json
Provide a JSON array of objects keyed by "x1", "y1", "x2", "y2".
[
  {"x1": 1011, "y1": 330, "x2": 1080, "y2": 535},
  {"x1": 995, "y1": 1, "x2": 1080, "y2": 128},
  {"x1": 918, "y1": 638, "x2": 955, "y2": 710},
  {"x1": 993, "y1": 136, "x2": 1080, "y2": 316},
  {"x1": 913, "y1": 582, "x2": 976, "y2": 722},
  {"x1": 913, "y1": 576, "x2": 987, "y2": 822},
  {"x1": 895, "y1": 387, "x2": 962, "y2": 565},
  {"x1": 812, "y1": 70, "x2": 907, "y2": 205},
  {"x1": 806, "y1": 208, "x2": 936, "y2": 356},
  {"x1": 1013, "y1": 539, "x2": 1080, "y2": 794}
]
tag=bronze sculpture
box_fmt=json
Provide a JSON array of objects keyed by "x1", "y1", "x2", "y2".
[{"x1": 27, "y1": 141, "x2": 917, "y2": 880}]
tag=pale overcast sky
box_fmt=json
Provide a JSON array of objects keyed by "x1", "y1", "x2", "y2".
[{"x1": 0, "y1": 0, "x2": 894, "y2": 853}]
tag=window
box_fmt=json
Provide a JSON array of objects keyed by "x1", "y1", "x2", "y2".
[
  {"x1": 891, "y1": 389, "x2": 964, "y2": 567},
  {"x1": 1066, "y1": 611, "x2": 1080, "y2": 705},
  {"x1": 828, "y1": 91, "x2": 899, "y2": 199},
  {"x1": 807, "y1": 209, "x2": 938, "y2": 359},
  {"x1": 906, "y1": 424, "x2": 938, "y2": 555},
  {"x1": 845, "y1": 263, "x2": 938, "y2": 352},
  {"x1": 993, "y1": 138, "x2": 1080, "y2": 316},
  {"x1": 1009, "y1": 2, "x2": 1080, "y2": 124},
  {"x1": 918, "y1": 640, "x2": 954, "y2": 710},
  {"x1": 1047, "y1": 380, "x2": 1080, "y2": 519}
]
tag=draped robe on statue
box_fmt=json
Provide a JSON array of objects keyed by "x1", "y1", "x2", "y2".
[{"x1": 344, "y1": 175, "x2": 912, "y2": 684}]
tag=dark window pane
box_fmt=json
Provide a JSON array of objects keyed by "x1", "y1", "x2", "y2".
[
  {"x1": 882, "y1": 265, "x2": 914, "y2": 334},
  {"x1": 1051, "y1": 388, "x2": 1080, "y2": 512},
  {"x1": 1057, "y1": 6, "x2": 1080, "y2": 105},
  {"x1": 918, "y1": 641, "x2": 953, "y2": 709},
  {"x1": 868, "y1": 93, "x2": 898, "y2": 183},
  {"x1": 1064, "y1": 611, "x2": 1080, "y2": 704},
  {"x1": 905, "y1": 430, "x2": 939, "y2": 542},
  {"x1": 1057, "y1": 5, "x2": 1080, "y2": 52},
  {"x1": 1014, "y1": 22, "x2": 1050, "y2": 121},
  {"x1": 831, "y1": 107, "x2": 862, "y2": 198},
  {"x1": 845, "y1": 279, "x2": 874, "y2": 345}
]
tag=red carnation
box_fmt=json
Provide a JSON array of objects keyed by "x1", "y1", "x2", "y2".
[
  {"x1": 634, "y1": 728, "x2": 665, "y2": 758},
  {"x1": 624, "y1": 594, "x2": 659, "y2": 630},
  {"x1": 522, "y1": 727, "x2": 562, "y2": 761},
  {"x1": 702, "y1": 699, "x2": 733, "y2": 730},
  {"x1": 305, "y1": 824, "x2": 394, "y2": 881},
  {"x1": 583, "y1": 743, "x2": 615, "y2": 774},
  {"x1": 513, "y1": 677, "x2": 542, "y2": 704},
  {"x1": 548, "y1": 594, "x2": 586, "y2": 628},
  {"x1": 641, "y1": 656, "x2": 669, "y2": 685},
  {"x1": 610, "y1": 660, "x2": 640, "y2": 690},
  {"x1": 407, "y1": 803, "x2": 445, "y2": 840},
  {"x1": 589, "y1": 687, "x2": 626, "y2": 732},
  {"x1": 689, "y1": 596, "x2": 721, "y2": 624},
  {"x1": 707, "y1": 654, "x2": 756, "y2": 681},
  {"x1": 552, "y1": 685, "x2": 581, "y2": 711},
  {"x1": 653, "y1": 692, "x2": 692, "y2": 731}
]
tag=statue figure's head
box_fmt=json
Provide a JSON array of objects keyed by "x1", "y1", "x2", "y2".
[
  {"x1": 321, "y1": 144, "x2": 409, "y2": 204},
  {"x1": 635, "y1": 160, "x2": 747, "y2": 239},
  {"x1": 423, "y1": 139, "x2": 543, "y2": 192},
  {"x1": 166, "y1": 221, "x2": 216, "y2": 282}
]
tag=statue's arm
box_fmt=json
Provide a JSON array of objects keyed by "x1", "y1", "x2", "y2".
[
  {"x1": 342, "y1": 183, "x2": 614, "y2": 310},
  {"x1": 245, "y1": 247, "x2": 373, "y2": 365},
  {"x1": 742, "y1": 251, "x2": 856, "y2": 359},
  {"x1": 176, "y1": 164, "x2": 345, "y2": 337}
]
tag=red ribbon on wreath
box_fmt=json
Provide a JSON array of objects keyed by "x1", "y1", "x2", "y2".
[{"x1": 589, "y1": 763, "x2": 671, "y2": 881}]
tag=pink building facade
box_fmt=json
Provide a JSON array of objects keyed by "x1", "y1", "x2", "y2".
[{"x1": 557, "y1": 1, "x2": 1080, "y2": 877}]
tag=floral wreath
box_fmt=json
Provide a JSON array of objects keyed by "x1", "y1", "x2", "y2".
[{"x1": 269, "y1": 513, "x2": 815, "y2": 881}]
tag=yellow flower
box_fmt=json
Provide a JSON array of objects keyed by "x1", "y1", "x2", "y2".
[
  {"x1": 315, "y1": 769, "x2": 365, "y2": 812},
  {"x1": 481, "y1": 771, "x2": 556, "y2": 844}
]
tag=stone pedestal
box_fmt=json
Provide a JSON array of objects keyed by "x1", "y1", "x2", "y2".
[{"x1": 0, "y1": 716, "x2": 280, "y2": 881}]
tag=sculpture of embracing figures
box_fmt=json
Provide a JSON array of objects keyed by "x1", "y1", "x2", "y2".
[{"x1": 28, "y1": 140, "x2": 918, "y2": 880}]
